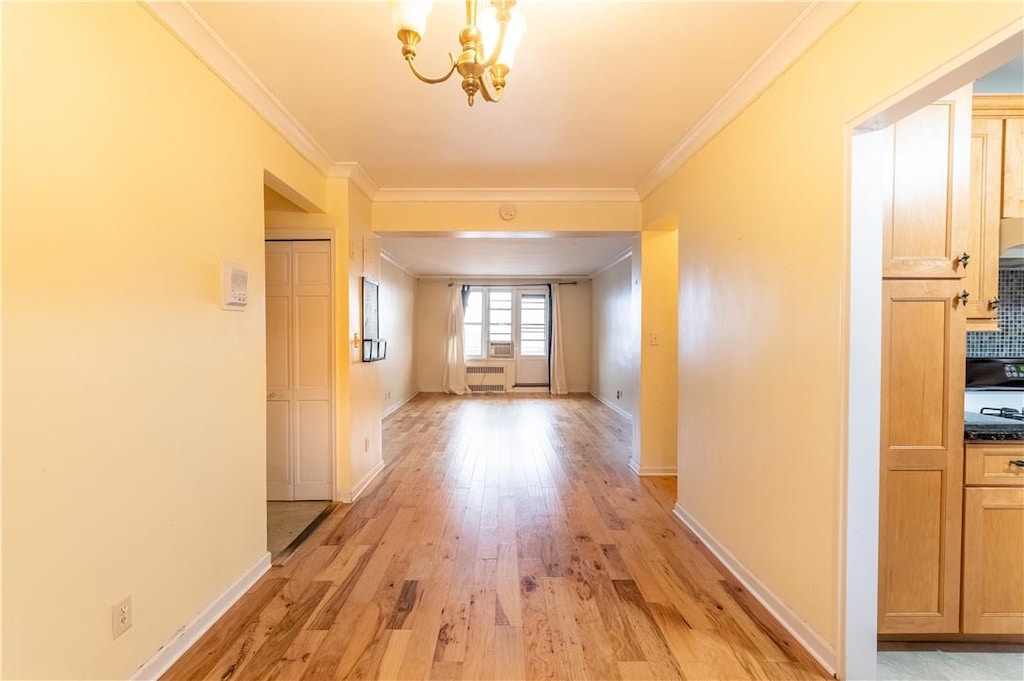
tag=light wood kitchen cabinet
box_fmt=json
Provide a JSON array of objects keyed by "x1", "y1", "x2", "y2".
[
  {"x1": 1004, "y1": 116, "x2": 1023, "y2": 219},
  {"x1": 962, "y1": 443, "x2": 1024, "y2": 635},
  {"x1": 965, "y1": 117, "x2": 1002, "y2": 327},
  {"x1": 878, "y1": 279, "x2": 966, "y2": 634},
  {"x1": 967, "y1": 95, "x2": 1024, "y2": 332},
  {"x1": 882, "y1": 85, "x2": 972, "y2": 279}
]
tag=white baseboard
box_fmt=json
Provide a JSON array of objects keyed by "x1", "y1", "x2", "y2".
[
  {"x1": 639, "y1": 465, "x2": 678, "y2": 476},
  {"x1": 336, "y1": 458, "x2": 386, "y2": 503},
  {"x1": 383, "y1": 390, "x2": 419, "y2": 418},
  {"x1": 589, "y1": 391, "x2": 633, "y2": 422},
  {"x1": 671, "y1": 503, "x2": 837, "y2": 676},
  {"x1": 130, "y1": 552, "x2": 272, "y2": 680}
]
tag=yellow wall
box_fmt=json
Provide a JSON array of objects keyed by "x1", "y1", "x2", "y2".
[
  {"x1": 0, "y1": 4, "x2": 5, "y2": 673},
  {"x1": 348, "y1": 185, "x2": 385, "y2": 496},
  {"x1": 639, "y1": 228, "x2": 678, "y2": 473},
  {"x1": 590, "y1": 256, "x2": 637, "y2": 419},
  {"x1": 373, "y1": 199, "x2": 641, "y2": 233},
  {"x1": 2, "y1": 4, "x2": 324, "y2": 678},
  {"x1": 380, "y1": 257, "x2": 418, "y2": 413},
  {"x1": 643, "y1": 1, "x2": 1023, "y2": 649}
]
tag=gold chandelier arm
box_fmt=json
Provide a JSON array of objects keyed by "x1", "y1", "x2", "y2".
[
  {"x1": 479, "y1": 81, "x2": 503, "y2": 103},
  {"x1": 405, "y1": 53, "x2": 459, "y2": 85},
  {"x1": 479, "y1": 64, "x2": 509, "y2": 103}
]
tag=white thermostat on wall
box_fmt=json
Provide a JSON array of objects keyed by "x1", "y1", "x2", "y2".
[{"x1": 222, "y1": 261, "x2": 248, "y2": 311}]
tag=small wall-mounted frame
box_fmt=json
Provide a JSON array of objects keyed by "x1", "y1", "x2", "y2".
[
  {"x1": 362, "y1": 277, "x2": 379, "y2": 341},
  {"x1": 362, "y1": 339, "x2": 387, "y2": 363},
  {"x1": 361, "y1": 277, "x2": 385, "y2": 362}
]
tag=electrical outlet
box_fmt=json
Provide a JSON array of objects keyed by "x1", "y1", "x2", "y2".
[
  {"x1": 111, "y1": 596, "x2": 132, "y2": 639},
  {"x1": 364, "y1": 437, "x2": 370, "y2": 452}
]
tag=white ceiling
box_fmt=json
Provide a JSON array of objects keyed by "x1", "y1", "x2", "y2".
[
  {"x1": 172, "y1": 1, "x2": 851, "y2": 277},
  {"x1": 189, "y1": 0, "x2": 815, "y2": 190},
  {"x1": 379, "y1": 233, "x2": 633, "y2": 277}
]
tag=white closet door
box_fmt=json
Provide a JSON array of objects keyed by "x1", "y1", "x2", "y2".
[
  {"x1": 291, "y1": 241, "x2": 332, "y2": 500},
  {"x1": 265, "y1": 240, "x2": 333, "y2": 501},
  {"x1": 265, "y1": 242, "x2": 293, "y2": 501}
]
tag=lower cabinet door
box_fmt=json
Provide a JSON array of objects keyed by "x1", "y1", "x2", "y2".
[
  {"x1": 878, "y1": 279, "x2": 966, "y2": 634},
  {"x1": 962, "y1": 487, "x2": 1024, "y2": 634}
]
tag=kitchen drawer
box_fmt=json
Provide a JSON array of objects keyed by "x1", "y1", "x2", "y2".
[{"x1": 965, "y1": 443, "x2": 1024, "y2": 487}]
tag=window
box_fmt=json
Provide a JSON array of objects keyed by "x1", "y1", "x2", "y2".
[
  {"x1": 464, "y1": 290, "x2": 484, "y2": 358},
  {"x1": 464, "y1": 287, "x2": 548, "y2": 360}
]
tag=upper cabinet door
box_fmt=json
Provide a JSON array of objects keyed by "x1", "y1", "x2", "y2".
[
  {"x1": 1003, "y1": 116, "x2": 1023, "y2": 219},
  {"x1": 965, "y1": 117, "x2": 1003, "y2": 323},
  {"x1": 882, "y1": 85, "x2": 972, "y2": 278}
]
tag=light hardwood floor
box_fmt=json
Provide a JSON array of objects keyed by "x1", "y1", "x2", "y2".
[{"x1": 163, "y1": 394, "x2": 830, "y2": 681}]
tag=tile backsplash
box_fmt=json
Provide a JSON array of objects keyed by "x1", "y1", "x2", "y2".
[{"x1": 966, "y1": 268, "x2": 1024, "y2": 358}]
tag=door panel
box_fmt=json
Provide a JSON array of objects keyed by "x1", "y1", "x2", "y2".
[
  {"x1": 266, "y1": 297, "x2": 290, "y2": 390},
  {"x1": 1004, "y1": 117, "x2": 1023, "y2": 219},
  {"x1": 515, "y1": 289, "x2": 549, "y2": 386},
  {"x1": 266, "y1": 400, "x2": 291, "y2": 500},
  {"x1": 878, "y1": 278, "x2": 965, "y2": 634},
  {"x1": 962, "y1": 487, "x2": 1024, "y2": 634},
  {"x1": 295, "y1": 400, "x2": 331, "y2": 499},
  {"x1": 265, "y1": 240, "x2": 333, "y2": 502},
  {"x1": 266, "y1": 242, "x2": 293, "y2": 501},
  {"x1": 881, "y1": 85, "x2": 971, "y2": 278},
  {"x1": 965, "y1": 118, "x2": 1002, "y2": 322},
  {"x1": 296, "y1": 296, "x2": 330, "y2": 389}
]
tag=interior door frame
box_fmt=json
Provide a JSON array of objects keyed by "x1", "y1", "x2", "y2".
[{"x1": 264, "y1": 228, "x2": 337, "y2": 502}]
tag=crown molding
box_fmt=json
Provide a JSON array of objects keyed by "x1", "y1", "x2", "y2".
[
  {"x1": 143, "y1": 0, "x2": 334, "y2": 173},
  {"x1": 372, "y1": 188, "x2": 641, "y2": 203},
  {"x1": 328, "y1": 163, "x2": 381, "y2": 200},
  {"x1": 588, "y1": 248, "x2": 633, "y2": 278},
  {"x1": 379, "y1": 250, "x2": 419, "y2": 278},
  {"x1": 636, "y1": 0, "x2": 855, "y2": 199}
]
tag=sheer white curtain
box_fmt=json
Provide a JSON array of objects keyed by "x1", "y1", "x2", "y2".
[
  {"x1": 442, "y1": 283, "x2": 467, "y2": 395},
  {"x1": 550, "y1": 284, "x2": 569, "y2": 395}
]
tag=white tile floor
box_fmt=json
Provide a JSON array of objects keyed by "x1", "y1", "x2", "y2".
[
  {"x1": 878, "y1": 644, "x2": 1024, "y2": 681},
  {"x1": 266, "y1": 500, "x2": 332, "y2": 560}
]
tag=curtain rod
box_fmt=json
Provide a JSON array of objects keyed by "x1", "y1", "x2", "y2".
[{"x1": 446, "y1": 281, "x2": 578, "y2": 287}]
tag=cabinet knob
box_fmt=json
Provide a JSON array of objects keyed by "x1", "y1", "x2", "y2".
[
  {"x1": 1010, "y1": 460, "x2": 1024, "y2": 468},
  {"x1": 989, "y1": 297, "x2": 1000, "y2": 310},
  {"x1": 958, "y1": 290, "x2": 970, "y2": 306},
  {"x1": 957, "y1": 252, "x2": 971, "y2": 269},
  {"x1": 268, "y1": 392, "x2": 278, "y2": 399}
]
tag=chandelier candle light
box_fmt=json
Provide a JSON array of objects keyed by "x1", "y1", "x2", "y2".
[{"x1": 390, "y1": 0, "x2": 526, "y2": 106}]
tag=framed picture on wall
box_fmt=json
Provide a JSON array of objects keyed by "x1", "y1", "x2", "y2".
[{"x1": 361, "y1": 277, "x2": 379, "y2": 342}]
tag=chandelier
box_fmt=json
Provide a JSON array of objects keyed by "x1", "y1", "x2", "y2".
[{"x1": 389, "y1": 0, "x2": 527, "y2": 106}]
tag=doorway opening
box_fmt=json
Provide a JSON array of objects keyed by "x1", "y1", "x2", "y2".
[
  {"x1": 264, "y1": 228, "x2": 336, "y2": 560},
  {"x1": 843, "y1": 33, "x2": 1023, "y2": 681}
]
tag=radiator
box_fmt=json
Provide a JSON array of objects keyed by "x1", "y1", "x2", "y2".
[{"x1": 466, "y1": 364, "x2": 508, "y2": 392}]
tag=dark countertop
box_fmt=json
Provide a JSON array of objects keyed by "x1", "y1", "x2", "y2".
[{"x1": 964, "y1": 412, "x2": 1024, "y2": 441}]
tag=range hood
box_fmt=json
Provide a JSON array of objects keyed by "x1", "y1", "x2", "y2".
[{"x1": 1000, "y1": 217, "x2": 1024, "y2": 269}]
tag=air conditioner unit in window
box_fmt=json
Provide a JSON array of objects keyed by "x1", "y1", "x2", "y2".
[{"x1": 489, "y1": 341, "x2": 513, "y2": 358}]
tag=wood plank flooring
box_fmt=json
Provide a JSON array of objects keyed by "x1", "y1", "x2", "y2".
[{"x1": 163, "y1": 394, "x2": 830, "y2": 681}]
